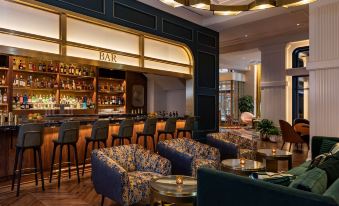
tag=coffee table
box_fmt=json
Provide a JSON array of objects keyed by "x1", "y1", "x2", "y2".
[
  {"x1": 150, "y1": 175, "x2": 197, "y2": 206},
  {"x1": 257, "y1": 149, "x2": 293, "y2": 172},
  {"x1": 221, "y1": 159, "x2": 265, "y2": 176}
]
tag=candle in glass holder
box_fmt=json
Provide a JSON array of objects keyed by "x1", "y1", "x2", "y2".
[
  {"x1": 272, "y1": 148, "x2": 277, "y2": 154},
  {"x1": 240, "y1": 158, "x2": 246, "y2": 165},
  {"x1": 176, "y1": 176, "x2": 183, "y2": 185}
]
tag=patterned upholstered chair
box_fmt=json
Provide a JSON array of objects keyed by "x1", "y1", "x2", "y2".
[
  {"x1": 91, "y1": 144, "x2": 171, "y2": 206},
  {"x1": 157, "y1": 138, "x2": 220, "y2": 177},
  {"x1": 206, "y1": 132, "x2": 258, "y2": 160}
]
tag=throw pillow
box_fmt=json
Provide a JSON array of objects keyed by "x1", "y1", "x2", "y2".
[
  {"x1": 330, "y1": 143, "x2": 339, "y2": 154},
  {"x1": 307, "y1": 153, "x2": 331, "y2": 170},
  {"x1": 319, "y1": 139, "x2": 337, "y2": 155},
  {"x1": 317, "y1": 151, "x2": 339, "y2": 187},
  {"x1": 289, "y1": 167, "x2": 327, "y2": 194}
]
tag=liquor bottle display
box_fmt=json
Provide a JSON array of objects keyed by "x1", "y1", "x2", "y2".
[{"x1": 6, "y1": 55, "x2": 129, "y2": 114}]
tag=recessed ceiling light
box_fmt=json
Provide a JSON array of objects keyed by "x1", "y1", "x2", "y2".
[
  {"x1": 297, "y1": 23, "x2": 300, "y2": 26},
  {"x1": 245, "y1": 34, "x2": 248, "y2": 38}
]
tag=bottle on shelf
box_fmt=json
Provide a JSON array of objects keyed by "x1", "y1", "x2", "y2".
[
  {"x1": 3, "y1": 91, "x2": 7, "y2": 103},
  {"x1": 13, "y1": 58, "x2": 17, "y2": 70}
]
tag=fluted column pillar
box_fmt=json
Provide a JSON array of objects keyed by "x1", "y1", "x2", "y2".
[{"x1": 308, "y1": 0, "x2": 339, "y2": 137}]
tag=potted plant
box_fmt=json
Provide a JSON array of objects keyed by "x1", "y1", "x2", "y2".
[
  {"x1": 238, "y1": 96, "x2": 254, "y2": 114},
  {"x1": 268, "y1": 127, "x2": 280, "y2": 143},
  {"x1": 256, "y1": 119, "x2": 275, "y2": 141}
]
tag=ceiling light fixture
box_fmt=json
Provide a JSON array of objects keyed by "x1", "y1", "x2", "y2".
[
  {"x1": 250, "y1": 0, "x2": 276, "y2": 10},
  {"x1": 189, "y1": 0, "x2": 210, "y2": 10},
  {"x1": 159, "y1": 0, "x2": 185, "y2": 7},
  {"x1": 159, "y1": 0, "x2": 317, "y2": 15}
]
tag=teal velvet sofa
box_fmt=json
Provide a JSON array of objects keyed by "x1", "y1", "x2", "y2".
[
  {"x1": 197, "y1": 168, "x2": 339, "y2": 206},
  {"x1": 197, "y1": 136, "x2": 339, "y2": 206}
]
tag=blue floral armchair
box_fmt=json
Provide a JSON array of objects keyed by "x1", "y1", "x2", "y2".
[
  {"x1": 91, "y1": 144, "x2": 171, "y2": 206},
  {"x1": 157, "y1": 138, "x2": 220, "y2": 177}
]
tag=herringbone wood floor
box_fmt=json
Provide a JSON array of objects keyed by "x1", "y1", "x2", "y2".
[{"x1": 0, "y1": 139, "x2": 308, "y2": 206}]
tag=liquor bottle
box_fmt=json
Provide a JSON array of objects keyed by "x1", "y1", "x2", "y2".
[
  {"x1": 19, "y1": 94, "x2": 23, "y2": 105},
  {"x1": 55, "y1": 63, "x2": 59, "y2": 73},
  {"x1": 13, "y1": 58, "x2": 17, "y2": 70},
  {"x1": 42, "y1": 62, "x2": 46, "y2": 72},
  {"x1": 110, "y1": 84, "x2": 113, "y2": 92},
  {"x1": 19, "y1": 60, "x2": 23, "y2": 70},
  {"x1": 32, "y1": 63, "x2": 37, "y2": 71},
  {"x1": 0, "y1": 91, "x2": 3, "y2": 104},
  {"x1": 27, "y1": 76, "x2": 32, "y2": 87},
  {"x1": 22, "y1": 59, "x2": 26, "y2": 70},
  {"x1": 38, "y1": 62, "x2": 43, "y2": 71},
  {"x1": 1, "y1": 75, "x2": 5, "y2": 85},
  {"x1": 28, "y1": 62, "x2": 33, "y2": 71},
  {"x1": 60, "y1": 63, "x2": 64, "y2": 74},
  {"x1": 3, "y1": 91, "x2": 7, "y2": 103}
]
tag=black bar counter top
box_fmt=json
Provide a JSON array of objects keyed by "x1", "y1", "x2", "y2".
[{"x1": 0, "y1": 113, "x2": 187, "y2": 130}]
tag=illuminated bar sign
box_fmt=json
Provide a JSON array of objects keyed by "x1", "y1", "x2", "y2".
[{"x1": 99, "y1": 51, "x2": 117, "y2": 63}]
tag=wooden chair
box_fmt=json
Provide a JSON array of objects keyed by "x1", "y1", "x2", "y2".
[{"x1": 279, "y1": 120, "x2": 309, "y2": 152}]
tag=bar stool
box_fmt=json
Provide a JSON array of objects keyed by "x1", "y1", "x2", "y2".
[
  {"x1": 157, "y1": 118, "x2": 177, "y2": 143},
  {"x1": 11, "y1": 123, "x2": 44, "y2": 196},
  {"x1": 49, "y1": 121, "x2": 80, "y2": 189},
  {"x1": 111, "y1": 119, "x2": 134, "y2": 146},
  {"x1": 177, "y1": 117, "x2": 195, "y2": 138},
  {"x1": 82, "y1": 119, "x2": 109, "y2": 176},
  {"x1": 136, "y1": 118, "x2": 157, "y2": 151}
]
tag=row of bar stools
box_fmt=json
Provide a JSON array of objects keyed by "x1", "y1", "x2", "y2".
[
  {"x1": 111, "y1": 119, "x2": 134, "y2": 146},
  {"x1": 49, "y1": 121, "x2": 80, "y2": 189},
  {"x1": 136, "y1": 118, "x2": 157, "y2": 151},
  {"x1": 11, "y1": 123, "x2": 45, "y2": 196},
  {"x1": 82, "y1": 119, "x2": 109, "y2": 176}
]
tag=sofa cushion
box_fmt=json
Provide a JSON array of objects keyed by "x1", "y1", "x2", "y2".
[
  {"x1": 287, "y1": 160, "x2": 311, "y2": 176},
  {"x1": 317, "y1": 152, "x2": 339, "y2": 187},
  {"x1": 330, "y1": 143, "x2": 339, "y2": 154},
  {"x1": 320, "y1": 139, "x2": 338, "y2": 155},
  {"x1": 289, "y1": 167, "x2": 327, "y2": 194},
  {"x1": 127, "y1": 171, "x2": 162, "y2": 204},
  {"x1": 308, "y1": 153, "x2": 332, "y2": 170},
  {"x1": 102, "y1": 145, "x2": 138, "y2": 172},
  {"x1": 323, "y1": 179, "x2": 339, "y2": 205}
]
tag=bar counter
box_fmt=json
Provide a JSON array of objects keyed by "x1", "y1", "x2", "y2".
[{"x1": 0, "y1": 114, "x2": 188, "y2": 179}]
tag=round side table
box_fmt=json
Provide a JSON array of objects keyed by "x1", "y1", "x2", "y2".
[
  {"x1": 150, "y1": 175, "x2": 197, "y2": 206},
  {"x1": 221, "y1": 159, "x2": 265, "y2": 176},
  {"x1": 257, "y1": 149, "x2": 293, "y2": 172}
]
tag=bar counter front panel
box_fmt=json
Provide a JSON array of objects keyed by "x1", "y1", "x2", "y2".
[{"x1": 0, "y1": 119, "x2": 186, "y2": 179}]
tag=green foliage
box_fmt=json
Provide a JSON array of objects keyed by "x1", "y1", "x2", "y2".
[
  {"x1": 268, "y1": 127, "x2": 280, "y2": 136},
  {"x1": 257, "y1": 119, "x2": 275, "y2": 136},
  {"x1": 238, "y1": 95, "x2": 254, "y2": 113}
]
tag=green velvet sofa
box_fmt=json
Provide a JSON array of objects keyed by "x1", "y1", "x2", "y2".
[{"x1": 197, "y1": 136, "x2": 339, "y2": 206}]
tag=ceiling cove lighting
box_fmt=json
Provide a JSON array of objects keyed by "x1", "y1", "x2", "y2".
[
  {"x1": 159, "y1": 0, "x2": 317, "y2": 15},
  {"x1": 277, "y1": 0, "x2": 317, "y2": 8},
  {"x1": 250, "y1": 0, "x2": 276, "y2": 10},
  {"x1": 159, "y1": 0, "x2": 185, "y2": 7},
  {"x1": 189, "y1": 0, "x2": 211, "y2": 10}
]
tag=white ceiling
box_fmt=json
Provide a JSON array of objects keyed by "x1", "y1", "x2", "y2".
[
  {"x1": 220, "y1": 48, "x2": 261, "y2": 70},
  {"x1": 138, "y1": 0, "x2": 309, "y2": 31}
]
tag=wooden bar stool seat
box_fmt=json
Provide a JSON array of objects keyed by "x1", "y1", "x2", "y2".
[
  {"x1": 49, "y1": 121, "x2": 80, "y2": 189},
  {"x1": 136, "y1": 118, "x2": 157, "y2": 151},
  {"x1": 11, "y1": 123, "x2": 44, "y2": 196},
  {"x1": 82, "y1": 119, "x2": 109, "y2": 176},
  {"x1": 111, "y1": 119, "x2": 134, "y2": 146}
]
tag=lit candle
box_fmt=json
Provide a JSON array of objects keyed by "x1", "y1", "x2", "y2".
[
  {"x1": 240, "y1": 158, "x2": 246, "y2": 165},
  {"x1": 272, "y1": 148, "x2": 277, "y2": 154},
  {"x1": 176, "y1": 176, "x2": 183, "y2": 185}
]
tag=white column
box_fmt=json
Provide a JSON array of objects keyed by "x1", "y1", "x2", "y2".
[
  {"x1": 308, "y1": 0, "x2": 339, "y2": 137},
  {"x1": 260, "y1": 44, "x2": 287, "y2": 124}
]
